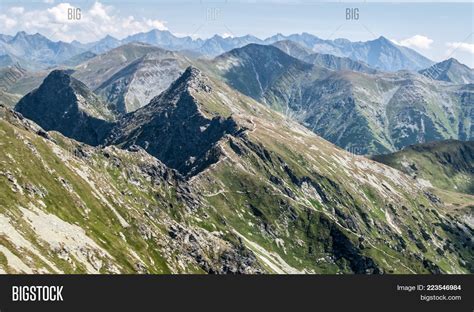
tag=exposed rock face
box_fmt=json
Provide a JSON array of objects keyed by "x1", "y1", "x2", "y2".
[
  {"x1": 14, "y1": 68, "x2": 241, "y2": 175},
  {"x1": 93, "y1": 48, "x2": 190, "y2": 114},
  {"x1": 15, "y1": 70, "x2": 115, "y2": 146},
  {"x1": 106, "y1": 67, "x2": 241, "y2": 175}
]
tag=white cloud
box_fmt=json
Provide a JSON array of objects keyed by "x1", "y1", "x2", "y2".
[
  {"x1": 446, "y1": 42, "x2": 474, "y2": 54},
  {"x1": 89, "y1": 2, "x2": 111, "y2": 22},
  {"x1": 47, "y1": 3, "x2": 78, "y2": 24},
  {"x1": 392, "y1": 35, "x2": 433, "y2": 50},
  {"x1": 43, "y1": 0, "x2": 55, "y2": 3},
  {"x1": 145, "y1": 19, "x2": 167, "y2": 31},
  {"x1": 0, "y1": 15, "x2": 17, "y2": 29},
  {"x1": 9, "y1": 7, "x2": 25, "y2": 15},
  {"x1": 0, "y1": 1, "x2": 168, "y2": 43}
]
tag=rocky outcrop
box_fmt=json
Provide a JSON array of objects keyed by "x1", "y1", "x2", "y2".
[
  {"x1": 15, "y1": 70, "x2": 115, "y2": 146},
  {"x1": 106, "y1": 67, "x2": 241, "y2": 176}
]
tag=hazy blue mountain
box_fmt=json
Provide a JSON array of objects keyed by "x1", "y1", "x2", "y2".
[
  {"x1": 420, "y1": 58, "x2": 474, "y2": 84},
  {"x1": 61, "y1": 51, "x2": 97, "y2": 66},
  {"x1": 197, "y1": 34, "x2": 264, "y2": 57},
  {"x1": 266, "y1": 32, "x2": 327, "y2": 50},
  {"x1": 330, "y1": 36, "x2": 434, "y2": 71},
  {"x1": 266, "y1": 34, "x2": 433, "y2": 71},
  {"x1": 0, "y1": 30, "x2": 435, "y2": 73},
  {"x1": 272, "y1": 40, "x2": 376, "y2": 74},
  {"x1": 0, "y1": 31, "x2": 86, "y2": 69},
  {"x1": 0, "y1": 34, "x2": 13, "y2": 42},
  {"x1": 0, "y1": 54, "x2": 17, "y2": 67},
  {"x1": 123, "y1": 29, "x2": 204, "y2": 51},
  {"x1": 71, "y1": 30, "x2": 433, "y2": 71},
  {"x1": 89, "y1": 35, "x2": 122, "y2": 54}
]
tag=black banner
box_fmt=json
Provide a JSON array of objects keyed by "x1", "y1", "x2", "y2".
[{"x1": 0, "y1": 274, "x2": 472, "y2": 311}]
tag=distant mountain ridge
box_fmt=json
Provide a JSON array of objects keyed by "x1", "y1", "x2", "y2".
[
  {"x1": 6, "y1": 40, "x2": 472, "y2": 155},
  {"x1": 0, "y1": 31, "x2": 85, "y2": 69},
  {"x1": 420, "y1": 58, "x2": 474, "y2": 84},
  {"x1": 0, "y1": 30, "x2": 438, "y2": 72},
  {"x1": 272, "y1": 40, "x2": 376, "y2": 74},
  {"x1": 266, "y1": 34, "x2": 433, "y2": 71}
]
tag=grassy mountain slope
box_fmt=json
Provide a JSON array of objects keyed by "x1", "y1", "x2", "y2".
[
  {"x1": 212, "y1": 44, "x2": 473, "y2": 154},
  {"x1": 4, "y1": 67, "x2": 473, "y2": 274},
  {"x1": 0, "y1": 105, "x2": 263, "y2": 274},
  {"x1": 373, "y1": 140, "x2": 474, "y2": 195},
  {"x1": 73, "y1": 43, "x2": 164, "y2": 91}
]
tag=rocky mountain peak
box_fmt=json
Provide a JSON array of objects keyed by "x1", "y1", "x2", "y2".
[
  {"x1": 419, "y1": 57, "x2": 474, "y2": 83},
  {"x1": 106, "y1": 66, "x2": 239, "y2": 176},
  {"x1": 15, "y1": 70, "x2": 114, "y2": 146},
  {"x1": 42, "y1": 69, "x2": 75, "y2": 85},
  {"x1": 176, "y1": 66, "x2": 212, "y2": 93},
  {"x1": 12, "y1": 31, "x2": 28, "y2": 40},
  {"x1": 24, "y1": 69, "x2": 114, "y2": 120},
  {"x1": 181, "y1": 65, "x2": 202, "y2": 78}
]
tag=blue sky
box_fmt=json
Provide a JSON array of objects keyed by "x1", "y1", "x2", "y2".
[{"x1": 1, "y1": 1, "x2": 473, "y2": 66}]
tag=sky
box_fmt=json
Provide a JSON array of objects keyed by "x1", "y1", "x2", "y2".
[{"x1": 0, "y1": 0, "x2": 473, "y2": 67}]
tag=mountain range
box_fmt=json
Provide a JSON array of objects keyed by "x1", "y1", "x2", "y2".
[
  {"x1": 212, "y1": 44, "x2": 473, "y2": 154},
  {"x1": 0, "y1": 30, "x2": 439, "y2": 72},
  {"x1": 3, "y1": 65, "x2": 473, "y2": 274},
  {"x1": 272, "y1": 40, "x2": 377, "y2": 74},
  {"x1": 0, "y1": 31, "x2": 85, "y2": 70},
  {"x1": 1, "y1": 30, "x2": 473, "y2": 275},
  {"x1": 2, "y1": 36, "x2": 472, "y2": 155}
]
